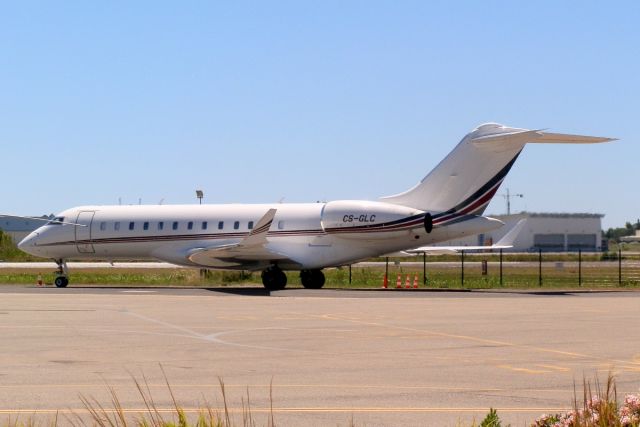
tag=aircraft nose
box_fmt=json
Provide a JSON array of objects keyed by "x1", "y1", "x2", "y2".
[{"x1": 18, "y1": 232, "x2": 38, "y2": 253}]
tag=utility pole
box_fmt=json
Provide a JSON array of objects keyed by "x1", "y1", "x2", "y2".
[{"x1": 501, "y1": 188, "x2": 523, "y2": 215}]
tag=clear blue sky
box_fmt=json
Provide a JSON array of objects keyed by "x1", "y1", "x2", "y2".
[{"x1": 2, "y1": 1, "x2": 637, "y2": 229}]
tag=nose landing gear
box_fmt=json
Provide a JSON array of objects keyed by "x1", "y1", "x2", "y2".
[{"x1": 54, "y1": 259, "x2": 69, "y2": 288}]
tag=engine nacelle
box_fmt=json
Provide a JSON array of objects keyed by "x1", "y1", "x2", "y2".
[{"x1": 321, "y1": 200, "x2": 422, "y2": 237}]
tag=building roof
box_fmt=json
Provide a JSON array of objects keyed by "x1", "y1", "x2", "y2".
[
  {"x1": 493, "y1": 212, "x2": 604, "y2": 219},
  {"x1": 0, "y1": 216, "x2": 51, "y2": 232}
]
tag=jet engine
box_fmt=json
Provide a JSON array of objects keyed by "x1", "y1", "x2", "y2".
[{"x1": 320, "y1": 200, "x2": 423, "y2": 238}]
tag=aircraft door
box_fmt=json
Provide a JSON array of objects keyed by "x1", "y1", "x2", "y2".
[{"x1": 75, "y1": 211, "x2": 96, "y2": 254}]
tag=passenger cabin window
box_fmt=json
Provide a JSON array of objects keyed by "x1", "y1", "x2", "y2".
[
  {"x1": 100, "y1": 222, "x2": 106, "y2": 231},
  {"x1": 158, "y1": 221, "x2": 164, "y2": 230},
  {"x1": 143, "y1": 222, "x2": 149, "y2": 231},
  {"x1": 187, "y1": 221, "x2": 193, "y2": 230},
  {"x1": 202, "y1": 221, "x2": 208, "y2": 230},
  {"x1": 278, "y1": 220, "x2": 285, "y2": 230},
  {"x1": 129, "y1": 222, "x2": 135, "y2": 231},
  {"x1": 114, "y1": 222, "x2": 120, "y2": 231},
  {"x1": 172, "y1": 221, "x2": 178, "y2": 230},
  {"x1": 218, "y1": 221, "x2": 224, "y2": 230},
  {"x1": 248, "y1": 221, "x2": 254, "y2": 230},
  {"x1": 234, "y1": 221, "x2": 240, "y2": 230}
]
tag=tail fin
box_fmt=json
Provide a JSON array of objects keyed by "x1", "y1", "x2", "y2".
[{"x1": 381, "y1": 123, "x2": 614, "y2": 214}]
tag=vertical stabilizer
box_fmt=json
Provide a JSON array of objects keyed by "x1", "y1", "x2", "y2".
[{"x1": 380, "y1": 123, "x2": 614, "y2": 215}]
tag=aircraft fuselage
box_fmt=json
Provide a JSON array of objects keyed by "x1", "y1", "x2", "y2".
[{"x1": 19, "y1": 202, "x2": 501, "y2": 270}]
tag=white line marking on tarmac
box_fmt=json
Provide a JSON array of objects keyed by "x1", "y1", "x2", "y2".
[
  {"x1": 120, "y1": 290, "x2": 157, "y2": 293},
  {"x1": 123, "y1": 311, "x2": 312, "y2": 353}
]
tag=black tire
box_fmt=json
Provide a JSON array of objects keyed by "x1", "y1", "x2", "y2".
[
  {"x1": 54, "y1": 276, "x2": 69, "y2": 288},
  {"x1": 300, "y1": 269, "x2": 325, "y2": 289},
  {"x1": 261, "y1": 267, "x2": 287, "y2": 291}
]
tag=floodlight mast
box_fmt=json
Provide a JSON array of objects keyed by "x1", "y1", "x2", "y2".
[{"x1": 196, "y1": 190, "x2": 204, "y2": 205}]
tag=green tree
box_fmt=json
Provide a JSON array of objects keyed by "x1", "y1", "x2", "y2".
[{"x1": 0, "y1": 229, "x2": 43, "y2": 261}]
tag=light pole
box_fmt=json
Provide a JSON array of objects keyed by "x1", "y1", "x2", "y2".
[{"x1": 196, "y1": 190, "x2": 204, "y2": 205}]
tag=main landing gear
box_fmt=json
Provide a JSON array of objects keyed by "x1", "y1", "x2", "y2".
[
  {"x1": 300, "y1": 269, "x2": 325, "y2": 289},
  {"x1": 54, "y1": 259, "x2": 69, "y2": 288},
  {"x1": 260, "y1": 266, "x2": 326, "y2": 291},
  {"x1": 261, "y1": 266, "x2": 287, "y2": 291}
]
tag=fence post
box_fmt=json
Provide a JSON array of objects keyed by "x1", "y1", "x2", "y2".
[
  {"x1": 461, "y1": 250, "x2": 465, "y2": 287},
  {"x1": 499, "y1": 248, "x2": 503, "y2": 286},
  {"x1": 423, "y1": 252, "x2": 426, "y2": 286},
  {"x1": 538, "y1": 248, "x2": 542, "y2": 287},
  {"x1": 349, "y1": 264, "x2": 352, "y2": 285},
  {"x1": 578, "y1": 249, "x2": 582, "y2": 287},
  {"x1": 385, "y1": 257, "x2": 389, "y2": 286},
  {"x1": 619, "y1": 248, "x2": 622, "y2": 285}
]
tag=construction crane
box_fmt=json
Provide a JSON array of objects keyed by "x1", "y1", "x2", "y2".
[{"x1": 501, "y1": 188, "x2": 523, "y2": 215}]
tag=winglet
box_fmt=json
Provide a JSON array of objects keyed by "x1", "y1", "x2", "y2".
[{"x1": 240, "y1": 208, "x2": 277, "y2": 247}]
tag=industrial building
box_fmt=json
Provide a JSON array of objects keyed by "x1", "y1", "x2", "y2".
[
  {"x1": 0, "y1": 216, "x2": 50, "y2": 243},
  {"x1": 438, "y1": 212, "x2": 604, "y2": 252}
]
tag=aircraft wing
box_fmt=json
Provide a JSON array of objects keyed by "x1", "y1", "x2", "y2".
[
  {"x1": 187, "y1": 209, "x2": 300, "y2": 268},
  {"x1": 404, "y1": 219, "x2": 526, "y2": 254}
]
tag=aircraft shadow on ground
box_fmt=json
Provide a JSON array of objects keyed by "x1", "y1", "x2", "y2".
[{"x1": 204, "y1": 287, "x2": 272, "y2": 296}]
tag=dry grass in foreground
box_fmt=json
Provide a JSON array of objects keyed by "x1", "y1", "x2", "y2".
[{"x1": 1, "y1": 373, "x2": 639, "y2": 426}]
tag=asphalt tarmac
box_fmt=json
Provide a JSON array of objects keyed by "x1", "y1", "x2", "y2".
[{"x1": 0, "y1": 286, "x2": 638, "y2": 426}]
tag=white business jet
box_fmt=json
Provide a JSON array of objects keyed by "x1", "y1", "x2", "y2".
[{"x1": 15, "y1": 123, "x2": 613, "y2": 289}]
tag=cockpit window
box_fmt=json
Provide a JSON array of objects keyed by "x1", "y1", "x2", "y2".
[{"x1": 47, "y1": 217, "x2": 65, "y2": 226}]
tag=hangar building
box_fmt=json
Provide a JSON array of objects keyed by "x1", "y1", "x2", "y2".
[{"x1": 438, "y1": 212, "x2": 604, "y2": 252}]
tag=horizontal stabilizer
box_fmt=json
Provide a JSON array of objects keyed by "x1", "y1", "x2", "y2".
[
  {"x1": 404, "y1": 218, "x2": 525, "y2": 254},
  {"x1": 472, "y1": 130, "x2": 616, "y2": 146}
]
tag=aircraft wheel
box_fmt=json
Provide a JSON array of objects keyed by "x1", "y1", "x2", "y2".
[
  {"x1": 54, "y1": 276, "x2": 69, "y2": 288},
  {"x1": 261, "y1": 267, "x2": 287, "y2": 291},
  {"x1": 300, "y1": 269, "x2": 325, "y2": 289}
]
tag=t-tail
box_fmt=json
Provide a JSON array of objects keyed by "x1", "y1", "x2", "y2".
[{"x1": 380, "y1": 123, "x2": 615, "y2": 219}]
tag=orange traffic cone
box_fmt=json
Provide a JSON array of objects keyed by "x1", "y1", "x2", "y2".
[
  {"x1": 413, "y1": 275, "x2": 419, "y2": 289},
  {"x1": 37, "y1": 274, "x2": 43, "y2": 287},
  {"x1": 405, "y1": 274, "x2": 411, "y2": 289},
  {"x1": 396, "y1": 274, "x2": 402, "y2": 288},
  {"x1": 382, "y1": 274, "x2": 388, "y2": 289}
]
